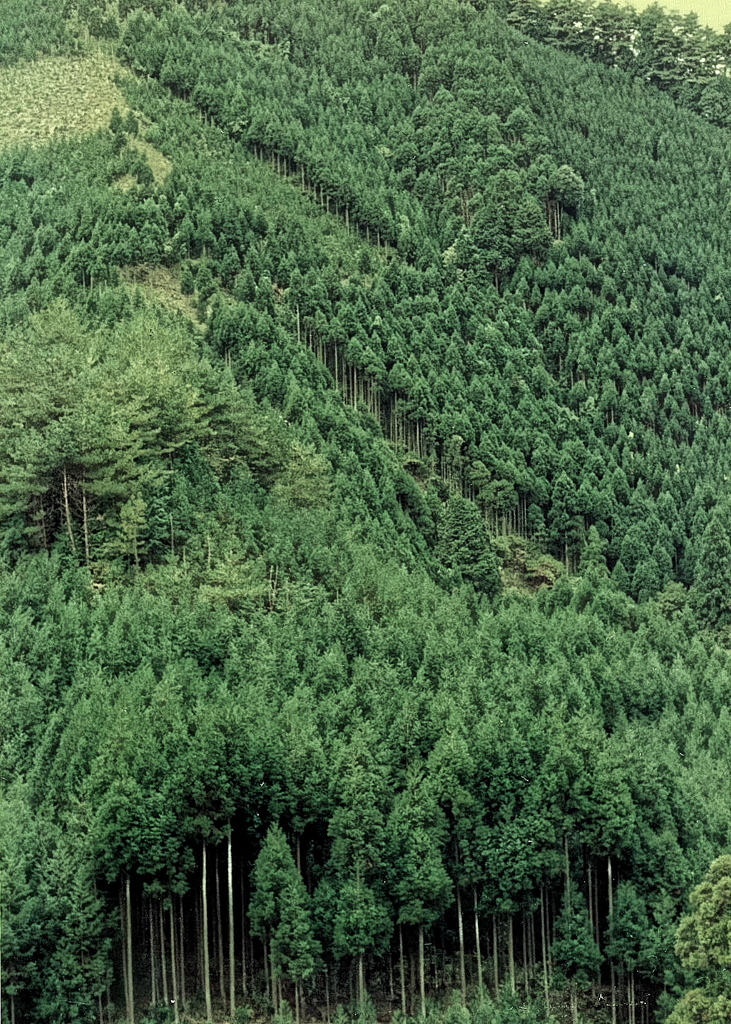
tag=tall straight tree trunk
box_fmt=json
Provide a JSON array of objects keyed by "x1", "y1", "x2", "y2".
[
  {"x1": 270, "y1": 935, "x2": 278, "y2": 1014},
  {"x1": 492, "y1": 913, "x2": 499, "y2": 999},
  {"x1": 358, "y1": 952, "x2": 365, "y2": 1005},
  {"x1": 295, "y1": 979, "x2": 301, "y2": 1024},
  {"x1": 196, "y1": 893, "x2": 202, "y2": 992},
  {"x1": 149, "y1": 901, "x2": 158, "y2": 1007},
  {"x1": 121, "y1": 893, "x2": 130, "y2": 1022},
  {"x1": 540, "y1": 886, "x2": 550, "y2": 1010},
  {"x1": 608, "y1": 855, "x2": 616, "y2": 1024},
  {"x1": 240, "y1": 870, "x2": 248, "y2": 996},
  {"x1": 473, "y1": 887, "x2": 483, "y2": 1002},
  {"x1": 508, "y1": 914, "x2": 516, "y2": 994},
  {"x1": 170, "y1": 904, "x2": 180, "y2": 1023},
  {"x1": 82, "y1": 491, "x2": 90, "y2": 564},
  {"x1": 62, "y1": 467, "x2": 76, "y2": 553},
  {"x1": 179, "y1": 895, "x2": 186, "y2": 1013},
  {"x1": 399, "y1": 924, "x2": 407, "y2": 1015},
  {"x1": 215, "y1": 853, "x2": 226, "y2": 1014},
  {"x1": 587, "y1": 859, "x2": 596, "y2": 1001},
  {"x1": 263, "y1": 932, "x2": 270, "y2": 1008},
  {"x1": 228, "y1": 829, "x2": 235, "y2": 1018},
  {"x1": 522, "y1": 915, "x2": 529, "y2": 998},
  {"x1": 203, "y1": 844, "x2": 212, "y2": 1022},
  {"x1": 418, "y1": 923, "x2": 426, "y2": 1019},
  {"x1": 325, "y1": 967, "x2": 331, "y2": 1024},
  {"x1": 456, "y1": 882, "x2": 466, "y2": 1005},
  {"x1": 160, "y1": 902, "x2": 169, "y2": 1009},
  {"x1": 126, "y1": 874, "x2": 135, "y2": 1024}
]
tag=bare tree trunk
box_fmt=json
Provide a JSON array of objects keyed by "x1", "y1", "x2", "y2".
[
  {"x1": 522, "y1": 915, "x2": 529, "y2": 998},
  {"x1": 62, "y1": 467, "x2": 76, "y2": 553},
  {"x1": 609, "y1": 855, "x2": 616, "y2": 1024},
  {"x1": 492, "y1": 913, "x2": 499, "y2": 999},
  {"x1": 358, "y1": 951, "x2": 365, "y2": 1005},
  {"x1": 325, "y1": 967, "x2": 331, "y2": 1024},
  {"x1": 456, "y1": 880, "x2": 466, "y2": 1005},
  {"x1": 541, "y1": 886, "x2": 550, "y2": 1010},
  {"x1": 160, "y1": 901, "x2": 169, "y2": 1009},
  {"x1": 399, "y1": 923, "x2": 407, "y2": 1015},
  {"x1": 215, "y1": 853, "x2": 226, "y2": 1014},
  {"x1": 508, "y1": 914, "x2": 516, "y2": 994},
  {"x1": 270, "y1": 935, "x2": 278, "y2": 1014},
  {"x1": 149, "y1": 900, "x2": 158, "y2": 1007},
  {"x1": 179, "y1": 895, "x2": 186, "y2": 1013},
  {"x1": 203, "y1": 844, "x2": 212, "y2": 1022},
  {"x1": 82, "y1": 490, "x2": 90, "y2": 564},
  {"x1": 418, "y1": 923, "x2": 426, "y2": 1018},
  {"x1": 473, "y1": 887, "x2": 483, "y2": 1002},
  {"x1": 240, "y1": 869, "x2": 248, "y2": 997},
  {"x1": 170, "y1": 904, "x2": 180, "y2": 1023},
  {"x1": 121, "y1": 893, "x2": 130, "y2": 1022},
  {"x1": 228, "y1": 829, "x2": 235, "y2": 1018},
  {"x1": 295, "y1": 979, "x2": 301, "y2": 1024},
  {"x1": 126, "y1": 874, "x2": 135, "y2": 1024}
]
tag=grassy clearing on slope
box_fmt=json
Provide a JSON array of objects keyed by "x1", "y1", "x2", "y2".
[
  {"x1": 129, "y1": 135, "x2": 172, "y2": 184},
  {"x1": 0, "y1": 52, "x2": 127, "y2": 148},
  {"x1": 120, "y1": 265, "x2": 203, "y2": 328}
]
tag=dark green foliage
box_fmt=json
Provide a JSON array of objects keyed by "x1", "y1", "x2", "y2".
[
  {"x1": 437, "y1": 496, "x2": 502, "y2": 597},
  {"x1": 0, "y1": 0, "x2": 71, "y2": 64},
  {"x1": 691, "y1": 499, "x2": 731, "y2": 631}
]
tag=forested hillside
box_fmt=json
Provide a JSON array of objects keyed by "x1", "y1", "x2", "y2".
[{"x1": 4, "y1": 1, "x2": 731, "y2": 1023}]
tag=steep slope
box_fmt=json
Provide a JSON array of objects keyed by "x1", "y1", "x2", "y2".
[{"x1": 5, "y1": 3, "x2": 731, "y2": 1024}]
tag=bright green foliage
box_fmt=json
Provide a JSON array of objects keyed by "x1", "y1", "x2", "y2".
[
  {"x1": 675, "y1": 856, "x2": 731, "y2": 972},
  {"x1": 669, "y1": 856, "x2": 731, "y2": 1023}
]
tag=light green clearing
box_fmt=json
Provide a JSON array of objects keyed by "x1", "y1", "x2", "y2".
[
  {"x1": 0, "y1": 53, "x2": 130, "y2": 149},
  {"x1": 628, "y1": 0, "x2": 730, "y2": 32}
]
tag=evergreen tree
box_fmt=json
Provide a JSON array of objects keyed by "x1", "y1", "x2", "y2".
[
  {"x1": 669, "y1": 856, "x2": 731, "y2": 1024},
  {"x1": 691, "y1": 498, "x2": 731, "y2": 630},
  {"x1": 437, "y1": 495, "x2": 501, "y2": 597}
]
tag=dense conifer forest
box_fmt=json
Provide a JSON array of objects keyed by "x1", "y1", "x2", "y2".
[{"x1": 5, "y1": 1, "x2": 731, "y2": 1022}]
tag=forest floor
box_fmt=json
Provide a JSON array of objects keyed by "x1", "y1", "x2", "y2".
[{"x1": 0, "y1": 52, "x2": 128, "y2": 148}]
